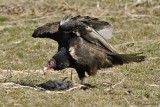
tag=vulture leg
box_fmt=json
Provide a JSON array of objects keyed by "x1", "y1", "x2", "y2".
[{"x1": 75, "y1": 68, "x2": 85, "y2": 84}]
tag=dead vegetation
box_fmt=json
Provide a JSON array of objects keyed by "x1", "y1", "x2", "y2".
[{"x1": 0, "y1": 0, "x2": 160, "y2": 106}]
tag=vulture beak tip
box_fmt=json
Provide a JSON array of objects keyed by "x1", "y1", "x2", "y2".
[{"x1": 43, "y1": 67, "x2": 49, "y2": 75}]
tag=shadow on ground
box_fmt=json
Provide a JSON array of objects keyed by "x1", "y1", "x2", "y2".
[{"x1": 12, "y1": 77, "x2": 96, "y2": 91}]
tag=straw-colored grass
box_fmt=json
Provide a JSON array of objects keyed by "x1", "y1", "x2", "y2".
[{"x1": 0, "y1": 0, "x2": 160, "y2": 106}]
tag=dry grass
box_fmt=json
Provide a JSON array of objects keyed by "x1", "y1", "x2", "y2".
[{"x1": 0, "y1": 0, "x2": 160, "y2": 106}]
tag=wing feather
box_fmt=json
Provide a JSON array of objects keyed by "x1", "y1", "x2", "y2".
[
  {"x1": 60, "y1": 14, "x2": 73, "y2": 25},
  {"x1": 32, "y1": 21, "x2": 60, "y2": 38},
  {"x1": 59, "y1": 15, "x2": 116, "y2": 53}
]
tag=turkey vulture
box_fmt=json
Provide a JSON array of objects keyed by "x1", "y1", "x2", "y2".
[
  {"x1": 43, "y1": 36, "x2": 145, "y2": 83},
  {"x1": 32, "y1": 15, "x2": 146, "y2": 84}
]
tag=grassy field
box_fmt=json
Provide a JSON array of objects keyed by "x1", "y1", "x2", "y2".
[{"x1": 0, "y1": 0, "x2": 160, "y2": 106}]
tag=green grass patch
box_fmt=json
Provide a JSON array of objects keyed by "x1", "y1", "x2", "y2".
[{"x1": 0, "y1": 0, "x2": 160, "y2": 107}]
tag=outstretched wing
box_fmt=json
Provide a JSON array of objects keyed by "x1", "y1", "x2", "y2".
[
  {"x1": 60, "y1": 14, "x2": 113, "y2": 40},
  {"x1": 32, "y1": 21, "x2": 60, "y2": 39},
  {"x1": 82, "y1": 19, "x2": 113, "y2": 40},
  {"x1": 32, "y1": 21, "x2": 71, "y2": 51},
  {"x1": 59, "y1": 15, "x2": 117, "y2": 53}
]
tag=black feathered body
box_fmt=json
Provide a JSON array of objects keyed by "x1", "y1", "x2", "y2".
[{"x1": 47, "y1": 36, "x2": 145, "y2": 82}]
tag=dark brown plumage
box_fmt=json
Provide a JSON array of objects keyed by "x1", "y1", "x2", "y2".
[
  {"x1": 43, "y1": 35, "x2": 145, "y2": 83},
  {"x1": 32, "y1": 15, "x2": 146, "y2": 84},
  {"x1": 32, "y1": 15, "x2": 116, "y2": 52}
]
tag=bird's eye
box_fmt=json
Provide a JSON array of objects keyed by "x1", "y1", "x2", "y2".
[{"x1": 50, "y1": 61, "x2": 55, "y2": 65}]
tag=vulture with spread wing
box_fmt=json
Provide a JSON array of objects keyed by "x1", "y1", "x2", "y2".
[{"x1": 32, "y1": 15, "x2": 145, "y2": 84}]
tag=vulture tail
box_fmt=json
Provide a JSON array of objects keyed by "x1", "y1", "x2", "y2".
[{"x1": 110, "y1": 53, "x2": 146, "y2": 65}]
